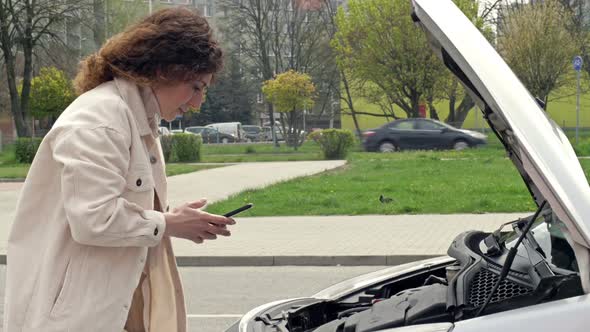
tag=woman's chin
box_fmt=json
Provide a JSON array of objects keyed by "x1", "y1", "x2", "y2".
[{"x1": 162, "y1": 112, "x2": 179, "y2": 122}]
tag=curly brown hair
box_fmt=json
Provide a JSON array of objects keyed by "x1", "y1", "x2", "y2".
[{"x1": 74, "y1": 7, "x2": 223, "y2": 94}]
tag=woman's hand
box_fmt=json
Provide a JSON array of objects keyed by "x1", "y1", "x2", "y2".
[{"x1": 163, "y1": 198, "x2": 235, "y2": 244}]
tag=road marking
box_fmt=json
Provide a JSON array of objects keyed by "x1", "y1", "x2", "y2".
[{"x1": 187, "y1": 314, "x2": 243, "y2": 318}]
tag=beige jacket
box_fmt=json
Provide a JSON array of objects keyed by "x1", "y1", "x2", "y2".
[{"x1": 4, "y1": 78, "x2": 186, "y2": 332}]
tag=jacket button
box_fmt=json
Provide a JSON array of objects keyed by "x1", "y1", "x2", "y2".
[
  {"x1": 136, "y1": 179, "x2": 142, "y2": 187},
  {"x1": 150, "y1": 156, "x2": 157, "y2": 164},
  {"x1": 154, "y1": 227, "x2": 159, "y2": 236}
]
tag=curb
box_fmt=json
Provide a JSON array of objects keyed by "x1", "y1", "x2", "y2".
[
  {"x1": 0, "y1": 255, "x2": 441, "y2": 267},
  {"x1": 0, "y1": 178, "x2": 25, "y2": 183}
]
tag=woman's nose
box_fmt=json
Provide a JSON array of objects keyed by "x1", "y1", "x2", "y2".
[{"x1": 187, "y1": 93, "x2": 203, "y2": 108}]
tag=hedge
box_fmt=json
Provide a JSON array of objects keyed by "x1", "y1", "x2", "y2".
[
  {"x1": 308, "y1": 129, "x2": 355, "y2": 160},
  {"x1": 15, "y1": 138, "x2": 42, "y2": 163}
]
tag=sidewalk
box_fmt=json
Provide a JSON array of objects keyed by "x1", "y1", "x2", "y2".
[
  {"x1": 0, "y1": 160, "x2": 532, "y2": 266},
  {"x1": 170, "y1": 213, "x2": 529, "y2": 266}
]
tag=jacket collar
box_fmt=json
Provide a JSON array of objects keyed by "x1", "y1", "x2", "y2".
[{"x1": 113, "y1": 77, "x2": 161, "y2": 139}]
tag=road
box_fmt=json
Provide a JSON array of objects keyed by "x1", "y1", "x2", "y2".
[{"x1": 0, "y1": 265, "x2": 387, "y2": 332}]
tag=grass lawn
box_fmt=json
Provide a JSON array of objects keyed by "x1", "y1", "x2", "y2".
[
  {"x1": 202, "y1": 152, "x2": 323, "y2": 163},
  {"x1": 200, "y1": 141, "x2": 327, "y2": 162},
  {"x1": 205, "y1": 149, "x2": 590, "y2": 217},
  {"x1": 165, "y1": 164, "x2": 226, "y2": 176},
  {"x1": 201, "y1": 141, "x2": 321, "y2": 154},
  {"x1": 0, "y1": 165, "x2": 30, "y2": 179},
  {"x1": 0, "y1": 140, "x2": 324, "y2": 178},
  {"x1": 340, "y1": 91, "x2": 590, "y2": 131}
]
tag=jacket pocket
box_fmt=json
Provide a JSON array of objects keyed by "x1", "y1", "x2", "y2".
[
  {"x1": 125, "y1": 168, "x2": 154, "y2": 193},
  {"x1": 50, "y1": 259, "x2": 73, "y2": 317}
]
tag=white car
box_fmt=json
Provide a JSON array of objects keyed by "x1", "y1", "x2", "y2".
[
  {"x1": 229, "y1": 1, "x2": 590, "y2": 331},
  {"x1": 157, "y1": 126, "x2": 171, "y2": 136},
  {"x1": 206, "y1": 122, "x2": 247, "y2": 142}
]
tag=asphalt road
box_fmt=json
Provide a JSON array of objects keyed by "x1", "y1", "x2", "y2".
[{"x1": 0, "y1": 265, "x2": 387, "y2": 332}]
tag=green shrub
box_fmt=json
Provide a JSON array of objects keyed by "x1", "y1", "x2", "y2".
[
  {"x1": 245, "y1": 146, "x2": 256, "y2": 154},
  {"x1": 160, "y1": 135, "x2": 173, "y2": 162},
  {"x1": 15, "y1": 137, "x2": 42, "y2": 163},
  {"x1": 171, "y1": 134, "x2": 202, "y2": 162},
  {"x1": 308, "y1": 129, "x2": 355, "y2": 160}
]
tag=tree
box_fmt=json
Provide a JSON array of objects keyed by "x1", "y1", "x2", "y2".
[
  {"x1": 317, "y1": 0, "x2": 362, "y2": 139},
  {"x1": 333, "y1": 0, "x2": 489, "y2": 128},
  {"x1": 0, "y1": 0, "x2": 89, "y2": 137},
  {"x1": 262, "y1": 70, "x2": 316, "y2": 149},
  {"x1": 558, "y1": 0, "x2": 590, "y2": 80},
  {"x1": 440, "y1": 0, "x2": 493, "y2": 128},
  {"x1": 498, "y1": 0, "x2": 579, "y2": 109},
  {"x1": 28, "y1": 66, "x2": 75, "y2": 120},
  {"x1": 219, "y1": 0, "x2": 338, "y2": 145},
  {"x1": 332, "y1": 0, "x2": 445, "y2": 120},
  {"x1": 189, "y1": 54, "x2": 257, "y2": 126},
  {"x1": 103, "y1": 0, "x2": 149, "y2": 40}
]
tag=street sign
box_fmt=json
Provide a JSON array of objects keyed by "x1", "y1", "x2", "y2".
[{"x1": 574, "y1": 56, "x2": 583, "y2": 72}]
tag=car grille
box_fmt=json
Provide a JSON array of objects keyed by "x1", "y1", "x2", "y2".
[{"x1": 468, "y1": 269, "x2": 532, "y2": 307}]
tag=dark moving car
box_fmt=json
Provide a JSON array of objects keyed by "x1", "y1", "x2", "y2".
[
  {"x1": 184, "y1": 126, "x2": 237, "y2": 143},
  {"x1": 362, "y1": 118, "x2": 487, "y2": 152}
]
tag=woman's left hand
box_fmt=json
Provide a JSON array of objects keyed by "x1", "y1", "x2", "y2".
[{"x1": 163, "y1": 198, "x2": 235, "y2": 244}]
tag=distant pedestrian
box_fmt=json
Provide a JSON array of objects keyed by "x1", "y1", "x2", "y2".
[{"x1": 4, "y1": 7, "x2": 231, "y2": 332}]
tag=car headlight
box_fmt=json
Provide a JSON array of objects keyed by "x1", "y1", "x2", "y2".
[{"x1": 469, "y1": 132, "x2": 487, "y2": 140}]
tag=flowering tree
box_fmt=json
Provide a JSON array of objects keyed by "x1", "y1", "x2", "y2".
[{"x1": 262, "y1": 70, "x2": 316, "y2": 149}]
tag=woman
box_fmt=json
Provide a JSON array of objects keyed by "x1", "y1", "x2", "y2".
[{"x1": 4, "y1": 7, "x2": 230, "y2": 332}]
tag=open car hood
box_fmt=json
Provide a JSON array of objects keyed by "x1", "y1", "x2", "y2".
[{"x1": 411, "y1": 0, "x2": 590, "y2": 290}]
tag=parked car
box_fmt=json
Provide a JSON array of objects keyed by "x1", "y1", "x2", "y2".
[
  {"x1": 170, "y1": 129, "x2": 184, "y2": 134},
  {"x1": 243, "y1": 125, "x2": 263, "y2": 142},
  {"x1": 184, "y1": 126, "x2": 237, "y2": 143},
  {"x1": 228, "y1": 1, "x2": 590, "y2": 331},
  {"x1": 205, "y1": 122, "x2": 247, "y2": 142},
  {"x1": 261, "y1": 126, "x2": 285, "y2": 141},
  {"x1": 362, "y1": 118, "x2": 487, "y2": 152}
]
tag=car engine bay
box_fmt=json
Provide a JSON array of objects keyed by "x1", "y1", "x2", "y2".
[{"x1": 254, "y1": 212, "x2": 584, "y2": 332}]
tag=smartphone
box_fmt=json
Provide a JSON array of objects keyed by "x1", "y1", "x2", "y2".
[{"x1": 223, "y1": 203, "x2": 253, "y2": 217}]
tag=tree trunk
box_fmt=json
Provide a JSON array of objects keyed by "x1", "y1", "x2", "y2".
[
  {"x1": 268, "y1": 103, "x2": 280, "y2": 147},
  {"x1": 427, "y1": 95, "x2": 439, "y2": 120},
  {"x1": 341, "y1": 70, "x2": 363, "y2": 139},
  {"x1": 4, "y1": 53, "x2": 30, "y2": 137},
  {"x1": 446, "y1": 94, "x2": 456, "y2": 123},
  {"x1": 20, "y1": 42, "x2": 34, "y2": 136},
  {"x1": 93, "y1": 0, "x2": 106, "y2": 50},
  {"x1": 411, "y1": 95, "x2": 420, "y2": 118},
  {"x1": 452, "y1": 93, "x2": 475, "y2": 128},
  {"x1": 428, "y1": 101, "x2": 439, "y2": 120}
]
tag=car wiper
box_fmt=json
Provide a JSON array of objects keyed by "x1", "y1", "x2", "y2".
[
  {"x1": 513, "y1": 223, "x2": 554, "y2": 279},
  {"x1": 483, "y1": 220, "x2": 517, "y2": 256},
  {"x1": 483, "y1": 211, "x2": 549, "y2": 259},
  {"x1": 475, "y1": 200, "x2": 547, "y2": 317}
]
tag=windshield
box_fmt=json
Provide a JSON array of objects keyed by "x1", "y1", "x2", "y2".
[
  {"x1": 244, "y1": 126, "x2": 260, "y2": 133},
  {"x1": 502, "y1": 210, "x2": 578, "y2": 272}
]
